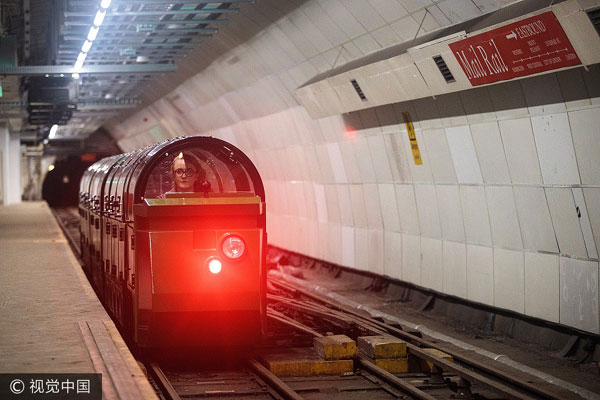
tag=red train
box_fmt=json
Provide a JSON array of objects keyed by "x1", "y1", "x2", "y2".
[{"x1": 78, "y1": 137, "x2": 267, "y2": 349}]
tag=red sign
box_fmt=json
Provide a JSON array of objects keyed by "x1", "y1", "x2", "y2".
[{"x1": 449, "y1": 11, "x2": 580, "y2": 86}]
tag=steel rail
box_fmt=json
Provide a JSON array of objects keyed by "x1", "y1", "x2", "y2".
[
  {"x1": 248, "y1": 359, "x2": 305, "y2": 400},
  {"x1": 270, "y1": 291, "x2": 472, "y2": 400},
  {"x1": 268, "y1": 308, "x2": 324, "y2": 338},
  {"x1": 269, "y1": 293, "x2": 387, "y2": 335},
  {"x1": 148, "y1": 362, "x2": 181, "y2": 400},
  {"x1": 270, "y1": 277, "x2": 563, "y2": 400},
  {"x1": 357, "y1": 354, "x2": 437, "y2": 400}
]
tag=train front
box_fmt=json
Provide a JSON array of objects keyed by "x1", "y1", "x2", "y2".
[{"x1": 130, "y1": 138, "x2": 266, "y2": 349}]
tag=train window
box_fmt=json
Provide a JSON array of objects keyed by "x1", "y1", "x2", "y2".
[{"x1": 143, "y1": 147, "x2": 255, "y2": 199}]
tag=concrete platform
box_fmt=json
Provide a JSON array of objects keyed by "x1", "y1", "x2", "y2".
[{"x1": 0, "y1": 202, "x2": 157, "y2": 399}]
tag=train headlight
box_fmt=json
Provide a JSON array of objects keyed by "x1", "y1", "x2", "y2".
[
  {"x1": 222, "y1": 235, "x2": 245, "y2": 260},
  {"x1": 208, "y1": 258, "x2": 222, "y2": 274}
]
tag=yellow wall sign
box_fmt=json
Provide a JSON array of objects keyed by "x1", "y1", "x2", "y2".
[{"x1": 401, "y1": 112, "x2": 422, "y2": 165}]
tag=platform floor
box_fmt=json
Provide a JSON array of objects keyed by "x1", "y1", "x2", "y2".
[{"x1": 0, "y1": 202, "x2": 156, "y2": 399}]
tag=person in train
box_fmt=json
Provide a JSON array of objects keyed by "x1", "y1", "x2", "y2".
[
  {"x1": 172, "y1": 152, "x2": 202, "y2": 193},
  {"x1": 161, "y1": 152, "x2": 211, "y2": 197}
]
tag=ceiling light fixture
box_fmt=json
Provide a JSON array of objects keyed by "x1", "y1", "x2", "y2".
[
  {"x1": 74, "y1": 52, "x2": 87, "y2": 70},
  {"x1": 72, "y1": 0, "x2": 110, "y2": 74},
  {"x1": 81, "y1": 40, "x2": 93, "y2": 53},
  {"x1": 49, "y1": 124, "x2": 58, "y2": 139},
  {"x1": 87, "y1": 26, "x2": 99, "y2": 41},
  {"x1": 93, "y1": 9, "x2": 106, "y2": 26}
]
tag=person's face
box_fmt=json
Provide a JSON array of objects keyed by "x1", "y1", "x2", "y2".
[{"x1": 172, "y1": 158, "x2": 198, "y2": 191}]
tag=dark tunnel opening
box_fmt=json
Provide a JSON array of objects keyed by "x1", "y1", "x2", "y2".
[{"x1": 42, "y1": 155, "x2": 94, "y2": 208}]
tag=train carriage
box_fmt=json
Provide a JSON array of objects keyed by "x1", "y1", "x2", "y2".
[{"x1": 79, "y1": 137, "x2": 267, "y2": 349}]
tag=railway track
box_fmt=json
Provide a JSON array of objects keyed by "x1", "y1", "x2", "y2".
[
  {"x1": 267, "y1": 276, "x2": 569, "y2": 400},
  {"x1": 147, "y1": 358, "x2": 473, "y2": 400},
  {"x1": 148, "y1": 360, "x2": 308, "y2": 400},
  {"x1": 53, "y1": 207, "x2": 588, "y2": 400}
]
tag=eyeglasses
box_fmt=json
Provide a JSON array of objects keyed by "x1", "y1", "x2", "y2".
[{"x1": 174, "y1": 168, "x2": 196, "y2": 177}]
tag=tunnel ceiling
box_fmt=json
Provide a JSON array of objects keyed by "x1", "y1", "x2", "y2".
[{"x1": 0, "y1": 0, "x2": 253, "y2": 153}]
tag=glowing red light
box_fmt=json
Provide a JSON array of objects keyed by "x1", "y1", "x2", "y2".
[
  {"x1": 208, "y1": 258, "x2": 222, "y2": 274},
  {"x1": 344, "y1": 126, "x2": 357, "y2": 140}
]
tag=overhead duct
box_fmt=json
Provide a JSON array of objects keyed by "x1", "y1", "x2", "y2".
[
  {"x1": 27, "y1": 77, "x2": 77, "y2": 126},
  {"x1": 296, "y1": 0, "x2": 600, "y2": 119}
]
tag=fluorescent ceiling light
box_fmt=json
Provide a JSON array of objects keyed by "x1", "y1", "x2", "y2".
[
  {"x1": 81, "y1": 40, "x2": 93, "y2": 53},
  {"x1": 87, "y1": 26, "x2": 99, "y2": 41},
  {"x1": 72, "y1": 73, "x2": 80, "y2": 79},
  {"x1": 49, "y1": 124, "x2": 58, "y2": 139},
  {"x1": 74, "y1": 52, "x2": 87, "y2": 70},
  {"x1": 93, "y1": 9, "x2": 106, "y2": 26},
  {"x1": 76, "y1": 52, "x2": 87, "y2": 64},
  {"x1": 100, "y1": 0, "x2": 111, "y2": 9}
]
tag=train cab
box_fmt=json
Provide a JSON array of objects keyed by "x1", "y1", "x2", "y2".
[{"x1": 79, "y1": 137, "x2": 266, "y2": 350}]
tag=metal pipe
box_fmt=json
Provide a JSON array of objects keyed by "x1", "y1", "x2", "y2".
[
  {"x1": 0, "y1": 64, "x2": 177, "y2": 75},
  {"x1": 64, "y1": 19, "x2": 228, "y2": 26},
  {"x1": 59, "y1": 42, "x2": 203, "y2": 48},
  {"x1": 65, "y1": 27, "x2": 217, "y2": 34},
  {"x1": 65, "y1": 9, "x2": 239, "y2": 17},
  {"x1": 62, "y1": 34, "x2": 212, "y2": 41},
  {"x1": 69, "y1": 0, "x2": 253, "y2": 4}
]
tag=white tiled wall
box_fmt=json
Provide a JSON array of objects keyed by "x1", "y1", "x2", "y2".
[
  {"x1": 459, "y1": 185, "x2": 492, "y2": 246},
  {"x1": 395, "y1": 184, "x2": 420, "y2": 235},
  {"x1": 569, "y1": 108, "x2": 600, "y2": 185},
  {"x1": 436, "y1": 185, "x2": 465, "y2": 242},
  {"x1": 494, "y1": 248, "x2": 525, "y2": 314},
  {"x1": 443, "y1": 241, "x2": 467, "y2": 298},
  {"x1": 497, "y1": 118, "x2": 543, "y2": 184},
  {"x1": 466, "y1": 245, "x2": 494, "y2": 306},
  {"x1": 524, "y1": 252, "x2": 559, "y2": 323},
  {"x1": 402, "y1": 234, "x2": 421, "y2": 285},
  {"x1": 422, "y1": 129, "x2": 457, "y2": 183},
  {"x1": 513, "y1": 187, "x2": 558, "y2": 253},
  {"x1": 545, "y1": 188, "x2": 588, "y2": 258},
  {"x1": 111, "y1": 1, "x2": 600, "y2": 334},
  {"x1": 445, "y1": 126, "x2": 483, "y2": 184},
  {"x1": 469, "y1": 122, "x2": 511, "y2": 184},
  {"x1": 531, "y1": 113, "x2": 580, "y2": 185},
  {"x1": 560, "y1": 257, "x2": 599, "y2": 334},
  {"x1": 486, "y1": 186, "x2": 523, "y2": 250},
  {"x1": 421, "y1": 237, "x2": 443, "y2": 292},
  {"x1": 383, "y1": 231, "x2": 402, "y2": 279}
]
